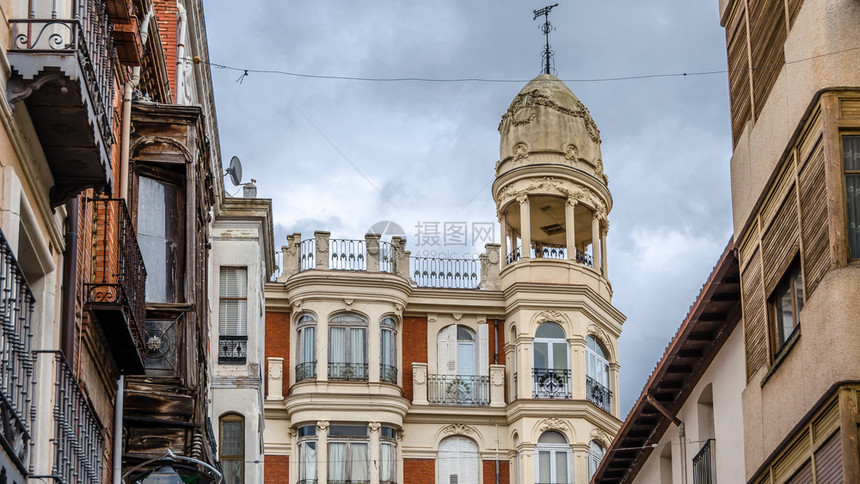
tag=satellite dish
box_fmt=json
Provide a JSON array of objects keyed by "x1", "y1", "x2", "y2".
[{"x1": 225, "y1": 156, "x2": 243, "y2": 186}]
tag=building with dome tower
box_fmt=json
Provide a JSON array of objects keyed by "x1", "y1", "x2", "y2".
[{"x1": 253, "y1": 70, "x2": 624, "y2": 484}]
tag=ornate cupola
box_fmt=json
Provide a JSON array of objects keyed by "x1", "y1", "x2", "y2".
[{"x1": 492, "y1": 74, "x2": 612, "y2": 295}]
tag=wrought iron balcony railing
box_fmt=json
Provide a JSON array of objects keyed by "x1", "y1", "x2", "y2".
[
  {"x1": 84, "y1": 198, "x2": 146, "y2": 372},
  {"x1": 218, "y1": 335, "x2": 248, "y2": 365},
  {"x1": 692, "y1": 439, "x2": 715, "y2": 484},
  {"x1": 295, "y1": 361, "x2": 317, "y2": 382},
  {"x1": 410, "y1": 256, "x2": 480, "y2": 289},
  {"x1": 328, "y1": 362, "x2": 369, "y2": 381},
  {"x1": 32, "y1": 351, "x2": 103, "y2": 484},
  {"x1": 380, "y1": 241, "x2": 394, "y2": 273},
  {"x1": 380, "y1": 364, "x2": 398, "y2": 384},
  {"x1": 427, "y1": 374, "x2": 490, "y2": 406},
  {"x1": 0, "y1": 230, "x2": 36, "y2": 475},
  {"x1": 506, "y1": 245, "x2": 593, "y2": 267},
  {"x1": 330, "y1": 239, "x2": 366, "y2": 270},
  {"x1": 586, "y1": 376, "x2": 612, "y2": 413},
  {"x1": 532, "y1": 368, "x2": 571, "y2": 399},
  {"x1": 327, "y1": 481, "x2": 369, "y2": 484}
]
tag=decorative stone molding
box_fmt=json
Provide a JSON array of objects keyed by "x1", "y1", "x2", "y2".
[
  {"x1": 288, "y1": 427, "x2": 297, "y2": 438},
  {"x1": 535, "y1": 310, "x2": 565, "y2": 324},
  {"x1": 538, "y1": 417, "x2": 568, "y2": 433},
  {"x1": 344, "y1": 299, "x2": 354, "y2": 306},
  {"x1": 516, "y1": 194, "x2": 529, "y2": 205},
  {"x1": 369, "y1": 422, "x2": 381, "y2": 432},
  {"x1": 566, "y1": 197, "x2": 578, "y2": 208},
  {"x1": 414, "y1": 365, "x2": 427, "y2": 385},
  {"x1": 491, "y1": 370, "x2": 504, "y2": 387},
  {"x1": 291, "y1": 299, "x2": 303, "y2": 312},
  {"x1": 441, "y1": 423, "x2": 476, "y2": 436},
  {"x1": 496, "y1": 177, "x2": 606, "y2": 216},
  {"x1": 317, "y1": 420, "x2": 329, "y2": 432},
  {"x1": 479, "y1": 243, "x2": 501, "y2": 291},
  {"x1": 452, "y1": 313, "x2": 463, "y2": 321},
  {"x1": 564, "y1": 143, "x2": 578, "y2": 161},
  {"x1": 266, "y1": 357, "x2": 284, "y2": 400},
  {"x1": 601, "y1": 219, "x2": 609, "y2": 238},
  {"x1": 590, "y1": 428, "x2": 612, "y2": 448},
  {"x1": 513, "y1": 143, "x2": 530, "y2": 162},
  {"x1": 394, "y1": 304, "x2": 403, "y2": 316},
  {"x1": 499, "y1": 89, "x2": 602, "y2": 144},
  {"x1": 587, "y1": 324, "x2": 613, "y2": 360}
]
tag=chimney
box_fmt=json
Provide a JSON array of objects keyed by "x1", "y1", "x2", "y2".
[{"x1": 243, "y1": 179, "x2": 257, "y2": 198}]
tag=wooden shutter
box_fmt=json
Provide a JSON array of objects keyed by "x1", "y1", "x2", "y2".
[
  {"x1": 437, "y1": 325, "x2": 456, "y2": 375},
  {"x1": 785, "y1": 459, "x2": 812, "y2": 484},
  {"x1": 726, "y1": 2, "x2": 752, "y2": 146},
  {"x1": 749, "y1": 0, "x2": 787, "y2": 120},
  {"x1": 439, "y1": 437, "x2": 479, "y2": 484},
  {"x1": 741, "y1": 246, "x2": 767, "y2": 380},
  {"x1": 814, "y1": 432, "x2": 843, "y2": 483},
  {"x1": 799, "y1": 139, "x2": 830, "y2": 296},
  {"x1": 219, "y1": 267, "x2": 248, "y2": 335},
  {"x1": 761, "y1": 184, "x2": 799, "y2": 291}
]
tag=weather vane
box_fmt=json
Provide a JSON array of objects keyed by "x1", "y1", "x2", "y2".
[{"x1": 533, "y1": 3, "x2": 559, "y2": 75}]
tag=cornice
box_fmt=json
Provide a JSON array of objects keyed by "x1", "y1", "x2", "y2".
[{"x1": 503, "y1": 281, "x2": 626, "y2": 332}]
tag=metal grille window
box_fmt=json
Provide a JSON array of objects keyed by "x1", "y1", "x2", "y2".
[
  {"x1": 220, "y1": 414, "x2": 244, "y2": 484},
  {"x1": 586, "y1": 336, "x2": 611, "y2": 412},
  {"x1": 380, "y1": 317, "x2": 397, "y2": 383},
  {"x1": 328, "y1": 314, "x2": 368, "y2": 380},
  {"x1": 535, "y1": 431, "x2": 571, "y2": 484},
  {"x1": 380, "y1": 426, "x2": 397, "y2": 484},
  {"x1": 328, "y1": 425, "x2": 369, "y2": 483},
  {"x1": 438, "y1": 436, "x2": 479, "y2": 484},
  {"x1": 843, "y1": 136, "x2": 860, "y2": 259},
  {"x1": 219, "y1": 267, "x2": 248, "y2": 364},
  {"x1": 297, "y1": 425, "x2": 317, "y2": 484},
  {"x1": 296, "y1": 314, "x2": 317, "y2": 381}
]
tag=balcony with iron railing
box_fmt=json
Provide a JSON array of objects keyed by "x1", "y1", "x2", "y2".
[
  {"x1": 218, "y1": 335, "x2": 248, "y2": 365},
  {"x1": 328, "y1": 362, "x2": 369, "y2": 381},
  {"x1": 532, "y1": 368, "x2": 571, "y2": 399},
  {"x1": 31, "y1": 351, "x2": 103, "y2": 484},
  {"x1": 0, "y1": 230, "x2": 36, "y2": 476},
  {"x1": 380, "y1": 364, "x2": 398, "y2": 384},
  {"x1": 295, "y1": 361, "x2": 316, "y2": 382},
  {"x1": 427, "y1": 374, "x2": 490, "y2": 406},
  {"x1": 84, "y1": 198, "x2": 146, "y2": 373},
  {"x1": 586, "y1": 376, "x2": 612, "y2": 413},
  {"x1": 692, "y1": 439, "x2": 715, "y2": 484},
  {"x1": 7, "y1": 0, "x2": 124, "y2": 205},
  {"x1": 506, "y1": 244, "x2": 593, "y2": 267}
]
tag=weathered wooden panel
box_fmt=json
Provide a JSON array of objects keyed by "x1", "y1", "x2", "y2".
[
  {"x1": 762, "y1": 185, "x2": 800, "y2": 290},
  {"x1": 799, "y1": 140, "x2": 830, "y2": 296},
  {"x1": 739, "y1": 220, "x2": 761, "y2": 270},
  {"x1": 126, "y1": 425, "x2": 188, "y2": 454},
  {"x1": 796, "y1": 109, "x2": 821, "y2": 170},
  {"x1": 840, "y1": 99, "x2": 860, "y2": 120},
  {"x1": 727, "y1": 4, "x2": 751, "y2": 146},
  {"x1": 124, "y1": 389, "x2": 194, "y2": 417},
  {"x1": 761, "y1": 162, "x2": 794, "y2": 227},
  {"x1": 741, "y1": 246, "x2": 767, "y2": 380},
  {"x1": 785, "y1": 459, "x2": 813, "y2": 484},
  {"x1": 814, "y1": 432, "x2": 843, "y2": 483},
  {"x1": 811, "y1": 397, "x2": 840, "y2": 443},
  {"x1": 772, "y1": 428, "x2": 811, "y2": 482},
  {"x1": 750, "y1": 0, "x2": 787, "y2": 120}
]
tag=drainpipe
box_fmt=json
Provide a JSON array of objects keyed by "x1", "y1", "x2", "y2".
[
  {"x1": 113, "y1": 375, "x2": 124, "y2": 484},
  {"x1": 174, "y1": 1, "x2": 188, "y2": 104},
  {"x1": 60, "y1": 198, "x2": 79, "y2": 362},
  {"x1": 493, "y1": 319, "x2": 499, "y2": 364},
  {"x1": 119, "y1": 5, "x2": 154, "y2": 200}
]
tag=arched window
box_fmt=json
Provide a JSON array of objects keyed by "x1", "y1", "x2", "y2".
[
  {"x1": 588, "y1": 440, "x2": 606, "y2": 481},
  {"x1": 433, "y1": 325, "x2": 487, "y2": 405},
  {"x1": 535, "y1": 431, "x2": 570, "y2": 484},
  {"x1": 512, "y1": 433, "x2": 520, "y2": 484},
  {"x1": 380, "y1": 426, "x2": 398, "y2": 484},
  {"x1": 297, "y1": 424, "x2": 317, "y2": 484},
  {"x1": 220, "y1": 414, "x2": 244, "y2": 484},
  {"x1": 586, "y1": 336, "x2": 611, "y2": 412},
  {"x1": 296, "y1": 314, "x2": 316, "y2": 381},
  {"x1": 329, "y1": 313, "x2": 368, "y2": 380},
  {"x1": 380, "y1": 317, "x2": 397, "y2": 383},
  {"x1": 511, "y1": 325, "x2": 518, "y2": 400},
  {"x1": 533, "y1": 323, "x2": 570, "y2": 399},
  {"x1": 438, "y1": 436, "x2": 479, "y2": 484}
]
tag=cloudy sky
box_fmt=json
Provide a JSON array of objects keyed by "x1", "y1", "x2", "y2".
[{"x1": 202, "y1": 0, "x2": 734, "y2": 416}]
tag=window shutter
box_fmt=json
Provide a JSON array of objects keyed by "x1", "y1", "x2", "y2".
[
  {"x1": 814, "y1": 432, "x2": 843, "y2": 483},
  {"x1": 437, "y1": 325, "x2": 456, "y2": 375},
  {"x1": 219, "y1": 267, "x2": 248, "y2": 336}
]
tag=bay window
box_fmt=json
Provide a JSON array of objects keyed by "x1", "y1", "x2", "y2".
[
  {"x1": 380, "y1": 426, "x2": 397, "y2": 484},
  {"x1": 297, "y1": 425, "x2": 317, "y2": 484},
  {"x1": 328, "y1": 425, "x2": 369, "y2": 483},
  {"x1": 380, "y1": 317, "x2": 397, "y2": 383},
  {"x1": 328, "y1": 314, "x2": 368, "y2": 380},
  {"x1": 296, "y1": 314, "x2": 316, "y2": 381}
]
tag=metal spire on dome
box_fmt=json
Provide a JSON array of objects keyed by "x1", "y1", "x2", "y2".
[{"x1": 533, "y1": 3, "x2": 559, "y2": 75}]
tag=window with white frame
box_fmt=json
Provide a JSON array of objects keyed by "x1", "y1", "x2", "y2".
[
  {"x1": 535, "y1": 431, "x2": 571, "y2": 484},
  {"x1": 328, "y1": 314, "x2": 368, "y2": 380},
  {"x1": 588, "y1": 440, "x2": 606, "y2": 481},
  {"x1": 328, "y1": 425, "x2": 369, "y2": 483},
  {"x1": 296, "y1": 314, "x2": 316, "y2": 381},
  {"x1": 533, "y1": 323, "x2": 570, "y2": 399},
  {"x1": 438, "y1": 436, "x2": 479, "y2": 484},
  {"x1": 380, "y1": 426, "x2": 397, "y2": 484},
  {"x1": 380, "y1": 317, "x2": 397, "y2": 383},
  {"x1": 433, "y1": 325, "x2": 489, "y2": 405},
  {"x1": 219, "y1": 267, "x2": 248, "y2": 364},
  {"x1": 297, "y1": 425, "x2": 317, "y2": 484},
  {"x1": 586, "y1": 336, "x2": 611, "y2": 412}
]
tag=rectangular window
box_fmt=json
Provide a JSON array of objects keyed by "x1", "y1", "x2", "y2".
[
  {"x1": 329, "y1": 325, "x2": 368, "y2": 380},
  {"x1": 220, "y1": 416, "x2": 244, "y2": 484},
  {"x1": 219, "y1": 267, "x2": 248, "y2": 364},
  {"x1": 137, "y1": 173, "x2": 183, "y2": 303},
  {"x1": 298, "y1": 425, "x2": 317, "y2": 484},
  {"x1": 380, "y1": 426, "x2": 397, "y2": 484},
  {"x1": 328, "y1": 426, "x2": 369, "y2": 483},
  {"x1": 844, "y1": 135, "x2": 860, "y2": 259},
  {"x1": 769, "y1": 260, "x2": 803, "y2": 355}
]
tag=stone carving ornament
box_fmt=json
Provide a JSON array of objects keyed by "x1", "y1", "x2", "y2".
[
  {"x1": 538, "y1": 417, "x2": 567, "y2": 433},
  {"x1": 590, "y1": 428, "x2": 612, "y2": 448},
  {"x1": 269, "y1": 363, "x2": 282, "y2": 381},
  {"x1": 317, "y1": 420, "x2": 329, "y2": 431},
  {"x1": 535, "y1": 310, "x2": 565, "y2": 325},
  {"x1": 587, "y1": 324, "x2": 613, "y2": 360},
  {"x1": 491, "y1": 371, "x2": 504, "y2": 387},
  {"x1": 414, "y1": 366, "x2": 427, "y2": 385},
  {"x1": 513, "y1": 143, "x2": 530, "y2": 162},
  {"x1": 442, "y1": 423, "x2": 476, "y2": 436},
  {"x1": 369, "y1": 422, "x2": 381, "y2": 432},
  {"x1": 496, "y1": 177, "x2": 606, "y2": 217},
  {"x1": 499, "y1": 89, "x2": 602, "y2": 144}
]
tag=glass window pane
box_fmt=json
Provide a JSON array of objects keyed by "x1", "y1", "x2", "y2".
[
  {"x1": 552, "y1": 343, "x2": 568, "y2": 370},
  {"x1": 775, "y1": 286, "x2": 794, "y2": 345},
  {"x1": 538, "y1": 451, "x2": 551, "y2": 483},
  {"x1": 555, "y1": 451, "x2": 568, "y2": 482},
  {"x1": 534, "y1": 342, "x2": 548, "y2": 369},
  {"x1": 222, "y1": 460, "x2": 242, "y2": 484},
  {"x1": 330, "y1": 328, "x2": 347, "y2": 363},
  {"x1": 328, "y1": 425, "x2": 368, "y2": 437},
  {"x1": 221, "y1": 420, "x2": 243, "y2": 456},
  {"x1": 536, "y1": 323, "x2": 564, "y2": 339},
  {"x1": 458, "y1": 342, "x2": 475, "y2": 375},
  {"x1": 844, "y1": 135, "x2": 860, "y2": 170},
  {"x1": 847, "y1": 174, "x2": 860, "y2": 259},
  {"x1": 138, "y1": 176, "x2": 180, "y2": 303},
  {"x1": 328, "y1": 442, "x2": 347, "y2": 480},
  {"x1": 350, "y1": 442, "x2": 369, "y2": 480}
]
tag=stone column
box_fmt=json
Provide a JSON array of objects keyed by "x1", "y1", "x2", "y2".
[
  {"x1": 479, "y1": 243, "x2": 501, "y2": 290},
  {"x1": 317, "y1": 420, "x2": 329, "y2": 484},
  {"x1": 565, "y1": 198, "x2": 577, "y2": 261},
  {"x1": 591, "y1": 213, "x2": 601, "y2": 271},
  {"x1": 518, "y1": 195, "x2": 531, "y2": 259},
  {"x1": 317, "y1": 317, "x2": 328, "y2": 382},
  {"x1": 412, "y1": 363, "x2": 428, "y2": 405},
  {"x1": 570, "y1": 338, "x2": 586, "y2": 400},
  {"x1": 369, "y1": 422, "x2": 381, "y2": 484},
  {"x1": 573, "y1": 442, "x2": 590, "y2": 484},
  {"x1": 368, "y1": 316, "x2": 380, "y2": 382},
  {"x1": 366, "y1": 233, "x2": 381, "y2": 272},
  {"x1": 499, "y1": 211, "x2": 508, "y2": 268},
  {"x1": 520, "y1": 443, "x2": 536, "y2": 484},
  {"x1": 600, "y1": 220, "x2": 608, "y2": 276},
  {"x1": 266, "y1": 357, "x2": 284, "y2": 400},
  {"x1": 490, "y1": 364, "x2": 506, "y2": 407},
  {"x1": 315, "y1": 231, "x2": 330, "y2": 270},
  {"x1": 610, "y1": 362, "x2": 621, "y2": 417},
  {"x1": 521, "y1": 339, "x2": 533, "y2": 398}
]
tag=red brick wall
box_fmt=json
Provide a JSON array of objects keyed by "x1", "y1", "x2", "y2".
[
  {"x1": 404, "y1": 458, "x2": 435, "y2": 484},
  {"x1": 401, "y1": 315, "x2": 428, "y2": 401},
  {"x1": 263, "y1": 455, "x2": 288, "y2": 483},
  {"x1": 489, "y1": 319, "x2": 506, "y2": 366},
  {"x1": 153, "y1": 0, "x2": 178, "y2": 96},
  {"x1": 483, "y1": 459, "x2": 510, "y2": 484},
  {"x1": 265, "y1": 311, "x2": 290, "y2": 394}
]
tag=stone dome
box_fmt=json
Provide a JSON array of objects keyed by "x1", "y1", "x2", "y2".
[{"x1": 497, "y1": 74, "x2": 605, "y2": 183}]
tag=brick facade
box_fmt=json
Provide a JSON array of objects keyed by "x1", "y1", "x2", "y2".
[
  {"x1": 265, "y1": 311, "x2": 290, "y2": 394},
  {"x1": 153, "y1": 0, "x2": 178, "y2": 96},
  {"x1": 263, "y1": 455, "x2": 288, "y2": 483},
  {"x1": 401, "y1": 315, "x2": 428, "y2": 401},
  {"x1": 404, "y1": 458, "x2": 436, "y2": 484},
  {"x1": 483, "y1": 459, "x2": 510, "y2": 484}
]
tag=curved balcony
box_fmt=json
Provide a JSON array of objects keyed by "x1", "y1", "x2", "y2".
[{"x1": 532, "y1": 368, "x2": 571, "y2": 399}]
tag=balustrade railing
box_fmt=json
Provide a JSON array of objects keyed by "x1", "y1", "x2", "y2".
[
  {"x1": 328, "y1": 362, "x2": 368, "y2": 381},
  {"x1": 410, "y1": 257, "x2": 479, "y2": 289},
  {"x1": 506, "y1": 245, "x2": 593, "y2": 268},
  {"x1": 85, "y1": 198, "x2": 146, "y2": 349},
  {"x1": 692, "y1": 439, "x2": 715, "y2": 484},
  {"x1": 32, "y1": 350, "x2": 103, "y2": 483},
  {"x1": 380, "y1": 364, "x2": 398, "y2": 384},
  {"x1": 427, "y1": 374, "x2": 490, "y2": 406},
  {"x1": 380, "y1": 241, "x2": 394, "y2": 273},
  {"x1": 218, "y1": 335, "x2": 247, "y2": 365},
  {"x1": 532, "y1": 368, "x2": 571, "y2": 399},
  {"x1": 586, "y1": 376, "x2": 612, "y2": 413},
  {"x1": 0, "y1": 230, "x2": 35, "y2": 473},
  {"x1": 295, "y1": 361, "x2": 316, "y2": 382},
  {"x1": 330, "y1": 239, "x2": 366, "y2": 270},
  {"x1": 300, "y1": 238, "x2": 315, "y2": 270},
  {"x1": 10, "y1": 0, "x2": 116, "y2": 145}
]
